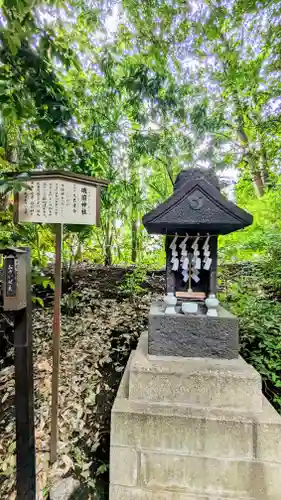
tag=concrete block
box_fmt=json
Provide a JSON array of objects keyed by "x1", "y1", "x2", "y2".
[
  {"x1": 148, "y1": 302, "x2": 239, "y2": 358},
  {"x1": 110, "y1": 485, "x2": 254, "y2": 500},
  {"x1": 110, "y1": 446, "x2": 138, "y2": 487},
  {"x1": 112, "y1": 396, "x2": 281, "y2": 462},
  {"x1": 140, "y1": 452, "x2": 281, "y2": 499},
  {"x1": 129, "y1": 333, "x2": 262, "y2": 412},
  {"x1": 111, "y1": 409, "x2": 254, "y2": 459},
  {"x1": 255, "y1": 398, "x2": 281, "y2": 461},
  {"x1": 129, "y1": 371, "x2": 261, "y2": 410}
]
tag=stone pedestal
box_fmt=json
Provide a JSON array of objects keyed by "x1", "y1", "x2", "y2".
[
  {"x1": 148, "y1": 301, "x2": 239, "y2": 359},
  {"x1": 110, "y1": 333, "x2": 281, "y2": 500}
]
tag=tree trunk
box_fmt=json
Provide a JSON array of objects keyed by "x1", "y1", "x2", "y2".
[
  {"x1": 104, "y1": 220, "x2": 112, "y2": 266},
  {"x1": 247, "y1": 152, "x2": 265, "y2": 196},
  {"x1": 260, "y1": 146, "x2": 269, "y2": 186},
  {"x1": 105, "y1": 245, "x2": 112, "y2": 266},
  {"x1": 6, "y1": 144, "x2": 17, "y2": 164},
  {"x1": 230, "y1": 84, "x2": 266, "y2": 197},
  {"x1": 237, "y1": 126, "x2": 265, "y2": 197},
  {"x1": 131, "y1": 220, "x2": 138, "y2": 263},
  {"x1": 252, "y1": 171, "x2": 264, "y2": 197},
  {"x1": 247, "y1": 152, "x2": 264, "y2": 197}
]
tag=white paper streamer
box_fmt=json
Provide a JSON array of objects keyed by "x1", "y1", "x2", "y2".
[
  {"x1": 191, "y1": 235, "x2": 200, "y2": 250},
  {"x1": 192, "y1": 273, "x2": 200, "y2": 283},
  {"x1": 171, "y1": 239, "x2": 178, "y2": 268},
  {"x1": 172, "y1": 258, "x2": 179, "y2": 271},
  {"x1": 203, "y1": 234, "x2": 210, "y2": 266},
  {"x1": 182, "y1": 257, "x2": 189, "y2": 270},
  {"x1": 182, "y1": 270, "x2": 188, "y2": 282},
  {"x1": 180, "y1": 250, "x2": 188, "y2": 262},
  {"x1": 203, "y1": 235, "x2": 210, "y2": 250},
  {"x1": 169, "y1": 234, "x2": 178, "y2": 249},
  {"x1": 171, "y1": 249, "x2": 178, "y2": 263},
  {"x1": 179, "y1": 234, "x2": 189, "y2": 250},
  {"x1": 203, "y1": 257, "x2": 212, "y2": 271},
  {"x1": 195, "y1": 257, "x2": 201, "y2": 270}
]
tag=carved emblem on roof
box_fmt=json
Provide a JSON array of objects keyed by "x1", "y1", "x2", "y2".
[
  {"x1": 143, "y1": 168, "x2": 253, "y2": 236},
  {"x1": 187, "y1": 191, "x2": 204, "y2": 210}
]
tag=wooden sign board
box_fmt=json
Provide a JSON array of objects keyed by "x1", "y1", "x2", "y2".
[
  {"x1": 16, "y1": 177, "x2": 99, "y2": 225},
  {"x1": 10, "y1": 170, "x2": 109, "y2": 466},
  {"x1": 176, "y1": 291, "x2": 206, "y2": 301}
]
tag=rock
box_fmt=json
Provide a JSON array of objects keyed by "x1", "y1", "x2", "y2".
[{"x1": 49, "y1": 477, "x2": 80, "y2": 500}]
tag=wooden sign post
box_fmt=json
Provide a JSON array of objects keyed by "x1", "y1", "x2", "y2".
[
  {"x1": 1, "y1": 247, "x2": 36, "y2": 500},
  {"x1": 14, "y1": 170, "x2": 108, "y2": 464},
  {"x1": 50, "y1": 223, "x2": 62, "y2": 464}
]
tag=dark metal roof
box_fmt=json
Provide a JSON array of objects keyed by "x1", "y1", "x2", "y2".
[
  {"x1": 143, "y1": 172, "x2": 253, "y2": 236},
  {"x1": 0, "y1": 247, "x2": 26, "y2": 254}
]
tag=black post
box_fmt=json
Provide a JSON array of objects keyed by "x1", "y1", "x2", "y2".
[
  {"x1": 165, "y1": 237, "x2": 176, "y2": 294},
  {"x1": 210, "y1": 236, "x2": 218, "y2": 295},
  {"x1": 14, "y1": 248, "x2": 36, "y2": 499}
]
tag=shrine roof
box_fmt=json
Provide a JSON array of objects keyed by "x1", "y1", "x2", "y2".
[{"x1": 143, "y1": 176, "x2": 253, "y2": 236}]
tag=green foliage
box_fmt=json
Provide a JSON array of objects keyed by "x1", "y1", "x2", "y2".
[
  {"x1": 219, "y1": 188, "x2": 281, "y2": 262},
  {"x1": 0, "y1": 0, "x2": 73, "y2": 128},
  {"x1": 0, "y1": 0, "x2": 281, "y2": 275},
  {"x1": 32, "y1": 267, "x2": 55, "y2": 308},
  {"x1": 3, "y1": 0, "x2": 281, "y2": 269},
  {"x1": 119, "y1": 266, "x2": 148, "y2": 296},
  {"x1": 225, "y1": 287, "x2": 281, "y2": 412},
  {"x1": 0, "y1": 173, "x2": 30, "y2": 197},
  {"x1": 61, "y1": 291, "x2": 83, "y2": 315}
]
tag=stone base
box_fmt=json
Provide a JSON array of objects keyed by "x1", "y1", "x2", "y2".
[
  {"x1": 148, "y1": 301, "x2": 239, "y2": 358},
  {"x1": 129, "y1": 334, "x2": 262, "y2": 411},
  {"x1": 110, "y1": 486, "x2": 256, "y2": 500},
  {"x1": 110, "y1": 333, "x2": 281, "y2": 500}
]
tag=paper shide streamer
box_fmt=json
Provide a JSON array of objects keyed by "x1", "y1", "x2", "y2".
[
  {"x1": 180, "y1": 234, "x2": 189, "y2": 282},
  {"x1": 170, "y1": 234, "x2": 179, "y2": 271},
  {"x1": 190, "y1": 235, "x2": 200, "y2": 284},
  {"x1": 169, "y1": 234, "x2": 213, "y2": 288},
  {"x1": 203, "y1": 235, "x2": 212, "y2": 271}
]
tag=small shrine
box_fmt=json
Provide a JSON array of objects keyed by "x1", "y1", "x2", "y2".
[
  {"x1": 144, "y1": 167, "x2": 252, "y2": 306},
  {"x1": 142, "y1": 168, "x2": 253, "y2": 358},
  {"x1": 110, "y1": 167, "x2": 281, "y2": 500}
]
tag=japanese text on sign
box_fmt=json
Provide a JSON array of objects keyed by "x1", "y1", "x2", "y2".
[
  {"x1": 18, "y1": 179, "x2": 97, "y2": 224},
  {"x1": 5, "y1": 256, "x2": 17, "y2": 297}
]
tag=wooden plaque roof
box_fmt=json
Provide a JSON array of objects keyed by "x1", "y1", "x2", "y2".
[{"x1": 10, "y1": 170, "x2": 109, "y2": 187}]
